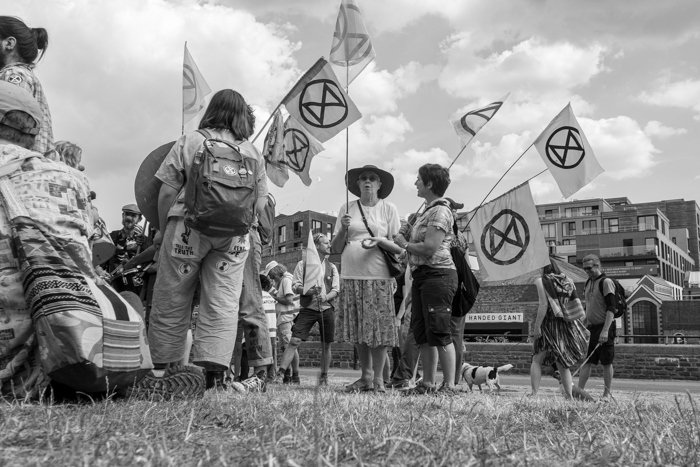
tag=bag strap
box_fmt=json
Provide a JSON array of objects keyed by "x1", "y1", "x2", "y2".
[{"x1": 356, "y1": 201, "x2": 376, "y2": 238}]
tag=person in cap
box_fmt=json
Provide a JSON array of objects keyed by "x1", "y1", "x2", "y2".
[
  {"x1": 264, "y1": 260, "x2": 300, "y2": 383},
  {"x1": 0, "y1": 81, "x2": 94, "y2": 399},
  {"x1": 331, "y1": 165, "x2": 401, "y2": 393},
  {"x1": 0, "y1": 16, "x2": 52, "y2": 153},
  {"x1": 107, "y1": 203, "x2": 144, "y2": 273}
]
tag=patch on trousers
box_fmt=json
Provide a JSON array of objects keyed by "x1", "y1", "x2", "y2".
[
  {"x1": 227, "y1": 233, "x2": 250, "y2": 258},
  {"x1": 216, "y1": 260, "x2": 230, "y2": 272},
  {"x1": 178, "y1": 263, "x2": 193, "y2": 276},
  {"x1": 172, "y1": 219, "x2": 199, "y2": 258}
]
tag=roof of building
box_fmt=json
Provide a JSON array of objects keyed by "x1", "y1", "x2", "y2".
[{"x1": 476, "y1": 257, "x2": 588, "y2": 285}]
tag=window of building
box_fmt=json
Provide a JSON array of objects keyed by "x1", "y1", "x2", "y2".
[
  {"x1": 278, "y1": 245, "x2": 286, "y2": 253},
  {"x1": 466, "y1": 230, "x2": 474, "y2": 244},
  {"x1": 294, "y1": 242, "x2": 302, "y2": 249},
  {"x1": 278, "y1": 225, "x2": 286, "y2": 243},
  {"x1": 582, "y1": 220, "x2": 597, "y2": 234},
  {"x1": 625, "y1": 261, "x2": 633, "y2": 267},
  {"x1": 638, "y1": 215, "x2": 657, "y2": 231},
  {"x1": 672, "y1": 237, "x2": 676, "y2": 245},
  {"x1": 565, "y1": 207, "x2": 578, "y2": 218},
  {"x1": 562, "y1": 222, "x2": 576, "y2": 237},
  {"x1": 604, "y1": 218, "x2": 619, "y2": 233},
  {"x1": 580, "y1": 206, "x2": 598, "y2": 216},
  {"x1": 645, "y1": 238, "x2": 658, "y2": 255},
  {"x1": 562, "y1": 239, "x2": 576, "y2": 245},
  {"x1": 545, "y1": 209, "x2": 555, "y2": 219},
  {"x1": 646, "y1": 260, "x2": 657, "y2": 265},
  {"x1": 568, "y1": 256, "x2": 577, "y2": 264},
  {"x1": 542, "y1": 224, "x2": 556, "y2": 238},
  {"x1": 623, "y1": 239, "x2": 633, "y2": 247},
  {"x1": 546, "y1": 240, "x2": 556, "y2": 247},
  {"x1": 312, "y1": 220, "x2": 323, "y2": 234},
  {"x1": 293, "y1": 221, "x2": 304, "y2": 238},
  {"x1": 327, "y1": 223, "x2": 334, "y2": 239}
]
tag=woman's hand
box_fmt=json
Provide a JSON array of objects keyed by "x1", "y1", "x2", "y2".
[
  {"x1": 340, "y1": 214, "x2": 352, "y2": 230},
  {"x1": 393, "y1": 233, "x2": 408, "y2": 249},
  {"x1": 533, "y1": 326, "x2": 542, "y2": 338},
  {"x1": 362, "y1": 237, "x2": 384, "y2": 249}
]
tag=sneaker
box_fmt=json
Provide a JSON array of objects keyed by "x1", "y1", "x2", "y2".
[
  {"x1": 291, "y1": 373, "x2": 301, "y2": 385},
  {"x1": 414, "y1": 376, "x2": 423, "y2": 387},
  {"x1": 127, "y1": 365, "x2": 205, "y2": 400},
  {"x1": 403, "y1": 381, "x2": 437, "y2": 396},
  {"x1": 240, "y1": 371, "x2": 267, "y2": 393},
  {"x1": 318, "y1": 373, "x2": 328, "y2": 386},
  {"x1": 387, "y1": 379, "x2": 410, "y2": 390},
  {"x1": 283, "y1": 375, "x2": 291, "y2": 384}
]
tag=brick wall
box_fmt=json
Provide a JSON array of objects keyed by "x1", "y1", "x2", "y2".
[{"x1": 297, "y1": 342, "x2": 700, "y2": 380}]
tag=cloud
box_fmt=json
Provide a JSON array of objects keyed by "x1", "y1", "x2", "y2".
[
  {"x1": 639, "y1": 78, "x2": 700, "y2": 120},
  {"x1": 643, "y1": 120, "x2": 687, "y2": 139},
  {"x1": 580, "y1": 116, "x2": 659, "y2": 179},
  {"x1": 439, "y1": 37, "x2": 607, "y2": 100},
  {"x1": 350, "y1": 61, "x2": 439, "y2": 115}
]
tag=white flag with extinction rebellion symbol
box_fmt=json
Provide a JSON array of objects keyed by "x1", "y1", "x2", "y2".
[
  {"x1": 281, "y1": 57, "x2": 362, "y2": 143},
  {"x1": 283, "y1": 115, "x2": 325, "y2": 187},
  {"x1": 534, "y1": 103, "x2": 604, "y2": 198},
  {"x1": 471, "y1": 182, "x2": 550, "y2": 282}
]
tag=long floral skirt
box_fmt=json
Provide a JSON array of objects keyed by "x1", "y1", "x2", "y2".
[
  {"x1": 533, "y1": 310, "x2": 589, "y2": 369},
  {"x1": 335, "y1": 278, "x2": 397, "y2": 347}
]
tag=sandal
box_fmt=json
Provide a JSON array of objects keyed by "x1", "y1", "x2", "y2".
[{"x1": 345, "y1": 378, "x2": 372, "y2": 393}]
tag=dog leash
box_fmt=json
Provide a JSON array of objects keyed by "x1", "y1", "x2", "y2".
[{"x1": 571, "y1": 343, "x2": 601, "y2": 378}]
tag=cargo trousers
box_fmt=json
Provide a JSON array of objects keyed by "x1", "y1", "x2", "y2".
[{"x1": 149, "y1": 217, "x2": 248, "y2": 368}]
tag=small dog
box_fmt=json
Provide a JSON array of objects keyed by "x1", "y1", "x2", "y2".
[{"x1": 461, "y1": 363, "x2": 514, "y2": 393}]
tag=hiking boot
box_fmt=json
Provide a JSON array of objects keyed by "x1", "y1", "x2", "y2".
[
  {"x1": 206, "y1": 371, "x2": 225, "y2": 390},
  {"x1": 291, "y1": 373, "x2": 301, "y2": 385},
  {"x1": 387, "y1": 379, "x2": 410, "y2": 390},
  {"x1": 240, "y1": 371, "x2": 267, "y2": 393},
  {"x1": 402, "y1": 381, "x2": 437, "y2": 396},
  {"x1": 318, "y1": 373, "x2": 328, "y2": 386},
  {"x1": 127, "y1": 365, "x2": 205, "y2": 400}
]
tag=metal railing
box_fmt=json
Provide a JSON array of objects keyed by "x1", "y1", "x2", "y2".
[
  {"x1": 597, "y1": 245, "x2": 657, "y2": 258},
  {"x1": 538, "y1": 211, "x2": 599, "y2": 220},
  {"x1": 461, "y1": 333, "x2": 699, "y2": 344}
]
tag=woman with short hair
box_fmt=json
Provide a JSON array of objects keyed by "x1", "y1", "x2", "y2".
[
  {"x1": 332, "y1": 165, "x2": 401, "y2": 393},
  {"x1": 390, "y1": 163, "x2": 458, "y2": 395}
]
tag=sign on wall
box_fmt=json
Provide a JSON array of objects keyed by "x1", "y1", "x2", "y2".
[
  {"x1": 466, "y1": 313, "x2": 524, "y2": 323},
  {"x1": 602, "y1": 265, "x2": 658, "y2": 277}
]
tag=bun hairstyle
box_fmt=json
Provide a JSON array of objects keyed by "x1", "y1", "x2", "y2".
[{"x1": 0, "y1": 17, "x2": 49, "y2": 63}]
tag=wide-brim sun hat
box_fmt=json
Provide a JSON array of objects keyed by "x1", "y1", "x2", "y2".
[{"x1": 345, "y1": 165, "x2": 394, "y2": 199}]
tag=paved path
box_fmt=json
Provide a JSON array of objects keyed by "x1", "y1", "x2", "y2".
[{"x1": 300, "y1": 367, "x2": 700, "y2": 395}]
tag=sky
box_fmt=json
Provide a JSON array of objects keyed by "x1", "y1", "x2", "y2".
[{"x1": 5, "y1": 0, "x2": 700, "y2": 230}]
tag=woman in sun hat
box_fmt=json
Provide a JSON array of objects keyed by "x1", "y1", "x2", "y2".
[{"x1": 331, "y1": 165, "x2": 402, "y2": 393}]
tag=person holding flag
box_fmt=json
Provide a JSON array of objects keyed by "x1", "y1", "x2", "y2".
[{"x1": 273, "y1": 233, "x2": 339, "y2": 386}]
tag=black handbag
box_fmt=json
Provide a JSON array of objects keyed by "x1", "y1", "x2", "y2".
[{"x1": 356, "y1": 201, "x2": 405, "y2": 278}]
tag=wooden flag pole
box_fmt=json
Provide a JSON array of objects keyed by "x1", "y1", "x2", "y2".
[
  {"x1": 461, "y1": 142, "x2": 535, "y2": 232},
  {"x1": 181, "y1": 42, "x2": 186, "y2": 136}
]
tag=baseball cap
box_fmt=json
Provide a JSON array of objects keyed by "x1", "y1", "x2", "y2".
[
  {"x1": 444, "y1": 197, "x2": 464, "y2": 210},
  {"x1": 262, "y1": 260, "x2": 279, "y2": 276},
  {"x1": 122, "y1": 204, "x2": 141, "y2": 214},
  {"x1": 0, "y1": 81, "x2": 42, "y2": 135}
]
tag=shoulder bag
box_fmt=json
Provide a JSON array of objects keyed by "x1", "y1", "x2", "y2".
[{"x1": 356, "y1": 201, "x2": 405, "y2": 278}]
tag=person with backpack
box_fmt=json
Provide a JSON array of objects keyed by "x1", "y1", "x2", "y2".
[
  {"x1": 137, "y1": 89, "x2": 269, "y2": 398},
  {"x1": 579, "y1": 254, "x2": 617, "y2": 400},
  {"x1": 389, "y1": 164, "x2": 459, "y2": 396}
]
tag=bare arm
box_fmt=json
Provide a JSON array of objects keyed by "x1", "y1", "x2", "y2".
[
  {"x1": 155, "y1": 183, "x2": 178, "y2": 246},
  {"x1": 533, "y1": 279, "x2": 548, "y2": 338},
  {"x1": 405, "y1": 225, "x2": 445, "y2": 258}
]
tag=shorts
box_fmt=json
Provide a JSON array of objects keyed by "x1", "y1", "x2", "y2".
[
  {"x1": 586, "y1": 324, "x2": 615, "y2": 365},
  {"x1": 410, "y1": 266, "x2": 458, "y2": 347},
  {"x1": 278, "y1": 321, "x2": 293, "y2": 347},
  {"x1": 292, "y1": 307, "x2": 335, "y2": 343}
]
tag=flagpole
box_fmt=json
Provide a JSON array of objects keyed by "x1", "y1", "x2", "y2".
[
  {"x1": 182, "y1": 41, "x2": 186, "y2": 136},
  {"x1": 447, "y1": 143, "x2": 469, "y2": 170},
  {"x1": 252, "y1": 101, "x2": 284, "y2": 144},
  {"x1": 345, "y1": 65, "x2": 350, "y2": 214},
  {"x1": 462, "y1": 141, "x2": 535, "y2": 232}
]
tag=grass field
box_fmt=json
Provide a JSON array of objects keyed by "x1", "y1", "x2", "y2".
[{"x1": 1, "y1": 374, "x2": 698, "y2": 467}]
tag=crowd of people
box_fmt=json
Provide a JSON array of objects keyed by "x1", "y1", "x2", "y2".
[{"x1": 0, "y1": 15, "x2": 620, "y2": 401}]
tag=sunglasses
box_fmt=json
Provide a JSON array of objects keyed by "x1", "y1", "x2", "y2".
[
  {"x1": 583, "y1": 266, "x2": 598, "y2": 271},
  {"x1": 359, "y1": 175, "x2": 379, "y2": 182}
]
